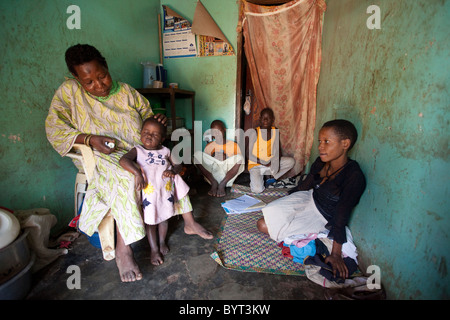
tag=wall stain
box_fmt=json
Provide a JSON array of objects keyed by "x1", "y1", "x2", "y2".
[
  {"x1": 7, "y1": 134, "x2": 22, "y2": 143},
  {"x1": 426, "y1": 210, "x2": 442, "y2": 221},
  {"x1": 438, "y1": 256, "x2": 448, "y2": 278}
]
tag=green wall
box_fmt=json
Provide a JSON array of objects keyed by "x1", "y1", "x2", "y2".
[
  {"x1": 160, "y1": 0, "x2": 239, "y2": 139},
  {"x1": 0, "y1": 0, "x2": 161, "y2": 231},
  {"x1": 0, "y1": 0, "x2": 238, "y2": 232},
  {"x1": 1, "y1": 0, "x2": 448, "y2": 300},
  {"x1": 315, "y1": 0, "x2": 449, "y2": 299}
]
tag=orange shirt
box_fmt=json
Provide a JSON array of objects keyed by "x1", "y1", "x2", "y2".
[{"x1": 204, "y1": 140, "x2": 241, "y2": 158}]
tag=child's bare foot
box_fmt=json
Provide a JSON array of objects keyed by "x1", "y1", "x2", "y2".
[
  {"x1": 216, "y1": 183, "x2": 226, "y2": 197},
  {"x1": 116, "y1": 244, "x2": 142, "y2": 282},
  {"x1": 160, "y1": 241, "x2": 170, "y2": 255},
  {"x1": 208, "y1": 182, "x2": 218, "y2": 197},
  {"x1": 184, "y1": 222, "x2": 213, "y2": 240},
  {"x1": 151, "y1": 249, "x2": 164, "y2": 266}
]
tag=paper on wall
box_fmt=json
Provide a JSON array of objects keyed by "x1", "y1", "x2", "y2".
[
  {"x1": 161, "y1": 2, "x2": 234, "y2": 58},
  {"x1": 162, "y1": 5, "x2": 197, "y2": 58},
  {"x1": 191, "y1": 1, "x2": 235, "y2": 56}
]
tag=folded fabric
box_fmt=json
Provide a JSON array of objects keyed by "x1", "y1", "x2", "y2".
[
  {"x1": 314, "y1": 238, "x2": 330, "y2": 257},
  {"x1": 285, "y1": 227, "x2": 358, "y2": 263},
  {"x1": 268, "y1": 176, "x2": 300, "y2": 189},
  {"x1": 304, "y1": 254, "x2": 358, "y2": 283},
  {"x1": 292, "y1": 234, "x2": 318, "y2": 248},
  {"x1": 284, "y1": 240, "x2": 316, "y2": 263},
  {"x1": 283, "y1": 230, "x2": 328, "y2": 245},
  {"x1": 278, "y1": 242, "x2": 293, "y2": 259}
]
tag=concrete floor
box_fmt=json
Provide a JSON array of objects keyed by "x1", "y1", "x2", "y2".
[{"x1": 25, "y1": 176, "x2": 340, "y2": 301}]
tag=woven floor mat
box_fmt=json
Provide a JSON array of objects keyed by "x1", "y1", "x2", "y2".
[
  {"x1": 230, "y1": 184, "x2": 290, "y2": 198},
  {"x1": 211, "y1": 209, "x2": 305, "y2": 276}
]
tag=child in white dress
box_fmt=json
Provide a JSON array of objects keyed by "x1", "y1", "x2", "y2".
[{"x1": 120, "y1": 116, "x2": 210, "y2": 265}]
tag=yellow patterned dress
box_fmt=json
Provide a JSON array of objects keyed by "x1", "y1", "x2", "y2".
[{"x1": 45, "y1": 79, "x2": 153, "y2": 245}]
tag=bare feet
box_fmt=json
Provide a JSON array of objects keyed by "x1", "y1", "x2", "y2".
[
  {"x1": 216, "y1": 182, "x2": 226, "y2": 197},
  {"x1": 160, "y1": 241, "x2": 170, "y2": 255},
  {"x1": 208, "y1": 181, "x2": 219, "y2": 197},
  {"x1": 184, "y1": 222, "x2": 213, "y2": 239},
  {"x1": 208, "y1": 181, "x2": 226, "y2": 197},
  {"x1": 150, "y1": 249, "x2": 164, "y2": 266},
  {"x1": 115, "y1": 244, "x2": 142, "y2": 282},
  {"x1": 150, "y1": 241, "x2": 169, "y2": 266}
]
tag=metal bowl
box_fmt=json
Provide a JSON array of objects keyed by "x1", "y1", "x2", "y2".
[
  {"x1": 0, "y1": 252, "x2": 35, "y2": 300},
  {"x1": 0, "y1": 230, "x2": 31, "y2": 285}
]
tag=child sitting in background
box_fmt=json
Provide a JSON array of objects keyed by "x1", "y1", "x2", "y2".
[
  {"x1": 120, "y1": 116, "x2": 212, "y2": 265},
  {"x1": 248, "y1": 107, "x2": 295, "y2": 193},
  {"x1": 193, "y1": 120, "x2": 245, "y2": 197}
]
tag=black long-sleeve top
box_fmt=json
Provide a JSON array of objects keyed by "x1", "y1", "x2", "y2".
[{"x1": 296, "y1": 157, "x2": 366, "y2": 244}]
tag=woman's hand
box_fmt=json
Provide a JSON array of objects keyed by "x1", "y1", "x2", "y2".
[
  {"x1": 153, "y1": 113, "x2": 167, "y2": 126},
  {"x1": 325, "y1": 241, "x2": 349, "y2": 279},
  {"x1": 325, "y1": 253, "x2": 349, "y2": 279},
  {"x1": 89, "y1": 135, "x2": 116, "y2": 154}
]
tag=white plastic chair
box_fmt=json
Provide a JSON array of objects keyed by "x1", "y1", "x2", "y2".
[{"x1": 66, "y1": 144, "x2": 115, "y2": 261}]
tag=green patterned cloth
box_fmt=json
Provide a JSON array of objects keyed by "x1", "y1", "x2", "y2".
[{"x1": 46, "y1": 79, "x2": 153, "y2": 245}]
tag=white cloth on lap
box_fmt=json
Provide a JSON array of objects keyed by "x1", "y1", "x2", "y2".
[
  {"x1": 262, "y1": 189, "x2": 328, "y2": 242},
  {"x1": 193, "y1": 151, "x2": 244, "y2": 187}
]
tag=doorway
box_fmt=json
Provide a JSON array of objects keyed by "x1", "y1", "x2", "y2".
[
  {"x1": 234, "y1": 0, "x2": 291, "y2": 172},
  {"x1": 235, "y1": 0, "x2": 291, "y2": 132}
]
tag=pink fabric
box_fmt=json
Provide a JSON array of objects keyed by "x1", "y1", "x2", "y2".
[
  {"x1": 292, "y1": 233, "x2": 318, "y2": 248},
  {"x1": 135, "y1": 145, "x2": 190, "y2": 225},
  {"x1": 242, "y1": 0, "x2": 326, "y2": 174}
]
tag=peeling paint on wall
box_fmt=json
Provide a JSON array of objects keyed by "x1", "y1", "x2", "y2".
[{"x1": 7, "y1": 134, "x2": 22, "y2": 143}]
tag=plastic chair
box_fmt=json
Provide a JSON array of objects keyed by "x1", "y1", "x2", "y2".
[{"x1": 66, "y1": 144, "x2": 115, "y2": 261}]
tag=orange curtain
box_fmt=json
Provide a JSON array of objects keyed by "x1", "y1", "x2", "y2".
[{"x1": 242, "y1": 0, "x2": 326, "y2": 174}]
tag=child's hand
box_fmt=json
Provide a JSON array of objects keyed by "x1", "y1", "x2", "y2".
[
  {"x1": 135, "y1": 174, "x2": 146, "y2": 191},
  {"x1": 162, "y1": 170, "x2": 176, "y2": 179}
]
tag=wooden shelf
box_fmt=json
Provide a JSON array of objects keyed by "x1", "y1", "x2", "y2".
[
  {"x1": 136, "y1": 87, "x2": 195, "y2": 133},
  {"x1": 137, "y1": 87, "x2": 194, "y2": 99}
]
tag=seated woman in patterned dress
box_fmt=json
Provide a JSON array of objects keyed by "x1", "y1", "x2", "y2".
[{"x1": 45, "y1": 44, "x2": 212, "y2": 282}]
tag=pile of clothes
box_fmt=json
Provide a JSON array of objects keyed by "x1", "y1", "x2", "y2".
[
  {"x1": 278, "y1": 227, "x2": 359, "y2": 285},
  {"x1": 267, "y1": 176, "x2": 301, "y2": 189}
]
